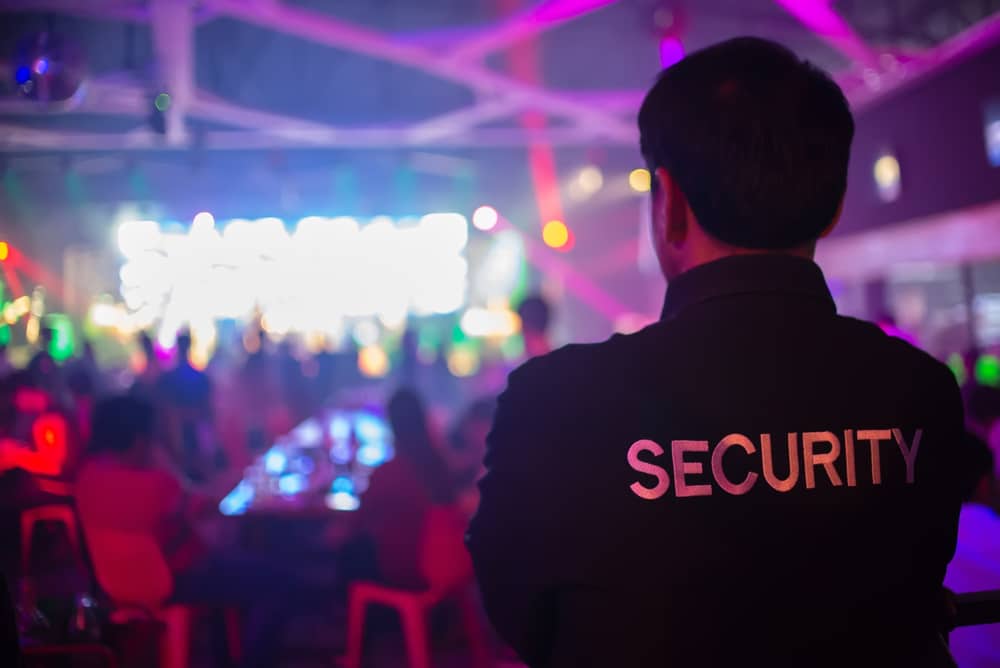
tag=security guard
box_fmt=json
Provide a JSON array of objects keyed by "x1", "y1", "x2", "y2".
[{"x1": 467, "y1": 37, "x2": 971, "y2": 667}]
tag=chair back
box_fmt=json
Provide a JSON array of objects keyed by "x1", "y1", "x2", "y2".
[
  {"x1": 81, "y1": 527, "x2": 173, "y2": 612},
  {"x1": 20, "y1": 504, "x2": 81, "y2": 568},
  {"x1": 419, "y1": 504, "x2": 473, "y2": 595}
]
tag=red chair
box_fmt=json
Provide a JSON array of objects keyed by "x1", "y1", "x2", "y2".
[
  {"x1": 80, "y1": 526, "x2": 240, "y2": 668},
  {"x1": 343, "y1": 506, "x2": 493, "y2": 668},
  {"x1": 20, "y1": 504, "x2": 82, "y2": 570}
]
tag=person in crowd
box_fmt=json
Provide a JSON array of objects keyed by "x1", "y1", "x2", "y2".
[
  {"x1": 0, "y1": 341, "x2": 12, "y2": 380},
  {"x1": 130, "y1": 331, "x2": 162, "y2": 398},
  {"x1": 75, "y1": 395, "x2": 324, "y2": 668},
  {"x1": 468, "y1": 37, "x2": 973, "y2": 667},
  {"x1": 358, "y1": 387, "x2": 455, "y2": 589},
  {"x1": 945, "y1": 431, "x2": 1000, "y2": 667},
  {"x1": 447, "y1": 397, "x2": 496, "y2": 489},
  {"x1": 517, "y1": 295, "x2": 552, "y2": 359},
  {"x1": 156, "y1": 331, "x2": 217, "y2": 481}
]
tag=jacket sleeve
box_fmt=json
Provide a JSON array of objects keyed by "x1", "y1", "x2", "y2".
[{"x1": 466, "y1": 361, "x2": 561, "y2": 666}]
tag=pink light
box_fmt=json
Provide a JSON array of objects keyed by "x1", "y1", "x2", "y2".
[
  {"x1": 659, "y1": 37, "x2": 684, "y2": 68},
  {"x1": 774, "y1": 0, "x2": 879, "y2": 68}
]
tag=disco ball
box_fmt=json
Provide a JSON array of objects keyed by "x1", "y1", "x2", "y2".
[{"x1": 12, "y1": 32, "x2": 87, "y2": 104}]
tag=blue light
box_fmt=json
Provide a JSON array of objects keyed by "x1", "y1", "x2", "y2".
[
  {"x1": 331, "y1": 476, "x2": 354, "y2": 494},
  {"x1": 357, "y1": 442, "x2": 389, "y2": 467},
  {"x1": 292, "y1": 418, "x2": 322, "y2": 446},
  {"x1": 329, "y1": 414, "x2": 350, "y2": 442},
  {"x1": 292, "y1": 455, "x2": 315, "y2": 475},
  {"x1": 264, "y1": 448, "x2": 288, "y2": 474},
  {"x1": 219, "y1": 481, "x2": 255, "y2": 516},
  {"x1": 15, "y1": 66, "x2": 31, "y2": 85},
  {"x1": 326, "y1": 491, "x2": 360, "y2": 511},
  {"x1": 278, "y1": 473, "x2": 308, "y2": 496},
  {"x1": 355, "y1": 413, "x2": 387, "y2": 443}
]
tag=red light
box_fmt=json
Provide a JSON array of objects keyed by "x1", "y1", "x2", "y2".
[{"x1": 14, "y1": 388, "x2": 48, "y2": 413}]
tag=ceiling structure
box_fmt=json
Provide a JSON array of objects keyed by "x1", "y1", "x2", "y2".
[
  {"x1": 0, "y1": 0, "x2": 999, "y2": 152},
  {"x1": 1, "y1": 0, "x2": 1000, "y2": 337}
]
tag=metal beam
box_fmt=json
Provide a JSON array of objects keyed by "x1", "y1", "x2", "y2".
[
  {"x1": 149, "y1": 0, "x2": 194, "y2": 145},
  {"x1": 202, "y1": 0, "x2": 634, "y2": 140},
  {"x1": 0, "y1": 123, "x2": 631, "y2": 151},
  {"x1": 447, "y1": 0, "x2": 620, "y2": 61},
  {"x1": 774, "y1": 0, "x2": 881, "y2": 69}
]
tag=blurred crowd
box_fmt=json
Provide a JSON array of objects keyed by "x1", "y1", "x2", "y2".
[{"x1": 0, "y1": 296, "x2": 554, "y2": 665}]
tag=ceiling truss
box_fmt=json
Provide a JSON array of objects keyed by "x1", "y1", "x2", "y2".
[{"x1": 1, "y1": 0, "x2": 999, "y2": 151}]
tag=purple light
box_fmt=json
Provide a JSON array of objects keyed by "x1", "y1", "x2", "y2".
[
  {"x1": 659, "y1": 37, "x2": 684, "y2": 68},
  {"x1": 33, "y1": 58, "x2": 49, "y2": 76}
]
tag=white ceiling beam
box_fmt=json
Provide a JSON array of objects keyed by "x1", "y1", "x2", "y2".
[
  {"x1": 447, "y1": 0, "x2": 620, "y2": 62},
  {"x1": 0, "y1": 123, "x2": 629, "y2": 151},
  {"x1": 202, "y1": 0, "x2": 634, "y2": 141},
  {"x1": 149, "y1": 0, "x2": 194, "y2": 145},
  {"x1": 405, "y1": 97, "x2": 526, "y2": 143}
]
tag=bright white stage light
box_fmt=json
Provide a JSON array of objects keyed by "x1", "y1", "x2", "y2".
[
  {"x1": 117, "y1": 220, "x2": 160, "y2": 258},
  {"x1": 119, "y1": 214, "x2": 471, "y2": 339}
]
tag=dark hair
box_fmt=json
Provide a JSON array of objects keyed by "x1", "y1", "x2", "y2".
[
  {"x1": 387, "y1": 388, "x2": 453, "y2": 503},
  {"x1": 517, "y1": 295, "x2": 551, "y2": 335},
  {"x1": 89, "y1": 395, "x2": 155, "y2": 454},
  {"x1": 638, "y1": 37, "x2": 854, "y2": 250}
]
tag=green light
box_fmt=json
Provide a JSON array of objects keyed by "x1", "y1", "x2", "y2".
[
  {"x1": 0, "y1": 324, "x2": 9, "y2": 347},
  {"x1": 947, "y1": 353, "x2": 967, "y2": 386},
  {"x1": 975, "y1": 354, "x2": 1000, "y2": 387},
  {"x1": 154, "y1": 93, "x2": 171, "y2": 112},
  {"x1": 44, "y1": 313, "x2": 75, "y2": 362}
]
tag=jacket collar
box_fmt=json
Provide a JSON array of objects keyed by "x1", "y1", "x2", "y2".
[{"x1": 660, "y1": 254, "x2": 836, "y2": 321}]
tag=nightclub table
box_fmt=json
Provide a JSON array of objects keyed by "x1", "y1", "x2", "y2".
[{"x1": 217, "y1": 406, "x2": 394, "y2": 551}]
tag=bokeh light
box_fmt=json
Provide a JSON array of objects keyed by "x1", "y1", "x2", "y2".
[
  {"x1": 629, "y1": 168, "x2": 651, "y2": 193},
  {"x1": 577, "y1": 165, "x2": 603, "y2": 194},
  {"x1": 975, "y1": 354, "x2": 1000, "y2": 387},
  {"x1": 472, "y1": 205, "x2": 499, "y2": 231},
  {"x1": 0, "y1": 242, "x2": 8, "y2": 262},
  {"x1": 154, "y1": 92, "x2": 171, "y2": 112},
  {"x1": 358, "y1": 344, "x2": 389, "y2": 377},
  {"x1": 542, "y1": 220, "x2": 570, "y2": 250},
  {"x1": 447, "y1": 345, "x2": 480, "y2": 377},
  {"x1": 873, "y1": 153, "x2": 901, "y2": 202},
  {"x1": 659, "y1": 37, "x2": 685, "y2": 68},
  {"x1": 192, "y1": 211, "x2": 215, "y2": 230}
]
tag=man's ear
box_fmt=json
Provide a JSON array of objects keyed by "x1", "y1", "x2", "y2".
[
  {"x1": 820, "y1": 197, "x2": 845, "y2": 239},
  {"x1": 655, "y1": 167, "x2": 689, "y2": 244}
]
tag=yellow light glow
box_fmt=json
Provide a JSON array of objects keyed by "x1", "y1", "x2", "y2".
[
  {"x1": 542, "y1": 220, "x2": 570, "y2": 250},
  {"x1": 0, "y1": 242, "x2": 8, "y2": 261},
  {"x1": 873, "y1": 154, "x2": 900, "y2": 188},
  {"x1": 358, "y1": 345, "x2": 389, "y2": 378},
  {"x1": 629, "y1": 168, "x2": 651, "y2": 193},
  {"x1": 447, "y1": 347, "x2": 479, "y2": 377}
]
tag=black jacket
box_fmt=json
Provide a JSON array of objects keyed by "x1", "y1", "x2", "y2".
[{"x1": 467, "y1": 254, "x2": 968, "y2": 667}]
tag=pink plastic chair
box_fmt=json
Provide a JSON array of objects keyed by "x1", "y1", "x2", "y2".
[
  {"x1": 20, "y1": 504, "x2": 82, "y2": 569},
  {"x1": 80, "y1": 527, "x2": 240, "y2": 668},
  {"x1": 343, "y1": 505, "x2": 493, "y2": 668}
]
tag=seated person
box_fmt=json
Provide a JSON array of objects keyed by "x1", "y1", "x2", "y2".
[
  {"x1": 357, "y1": 388, "x2": 456, "y2": 589},
  {"x1": 76, "y1": 395, "x2": 323, "y2": 668}
]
